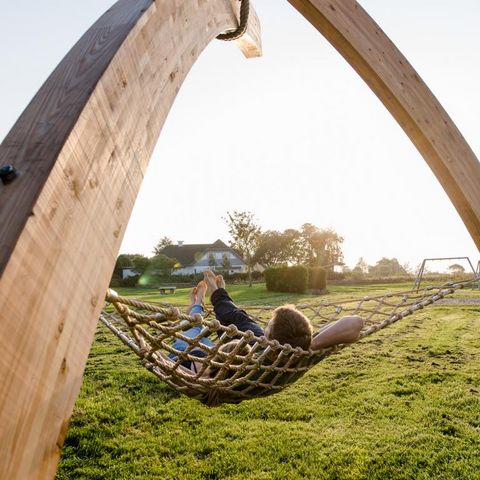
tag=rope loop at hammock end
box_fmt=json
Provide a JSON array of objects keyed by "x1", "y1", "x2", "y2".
[{"x1": 217, "y1": 0, "x2": 250, "y2": 41}]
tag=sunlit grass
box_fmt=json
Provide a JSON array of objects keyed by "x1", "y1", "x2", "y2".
[{"x1": 57, "y1": 283, "x2": 480, "y2": 480}]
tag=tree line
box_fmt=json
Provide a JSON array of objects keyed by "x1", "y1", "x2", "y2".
[
  {"x1": 116, "y1": 210, "x2": 458, "y2": 285},
  {"x1": 224, "y1": 211, "x2": 344, "y2": 286},
  {"x1": 113, "y1": 211, "x2": 346, "y2": 285}
]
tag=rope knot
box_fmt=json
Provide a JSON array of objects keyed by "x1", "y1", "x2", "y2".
[
  {"x1": 225, "y1": 324, "x2": 239, "y2": 337},
  {"x1": 243, "y1": 330, "x2": 255, "y2": 342},
  {"x1": 168, "y1": 307, "x2": 181, "y2": 319},
  {"x1": 270, "y1": 339, "x2": 281, "y2": 350},
  {"x1": 191, "y1": 313, "x2": 203, "y2": 325},
  {"x1": 204, "y1": 319, "x2": 221, "y2": 331}
]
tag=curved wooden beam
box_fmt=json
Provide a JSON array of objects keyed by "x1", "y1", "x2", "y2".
[
  {"x1": 288, "y1": 0, "x2": 480, "y2": 250},
  {"x1": 0, "y1": 1, "x2": 260, "y2": 478},
  {"x1": 1, "y1": 0, "x2": 479, "y2": 478}
]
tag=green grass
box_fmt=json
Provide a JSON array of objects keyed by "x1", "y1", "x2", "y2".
[{"x1": 57, "y1": 283, "x2": 480, "y2": 480}]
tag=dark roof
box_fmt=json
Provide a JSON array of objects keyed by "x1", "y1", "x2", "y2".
[
  {"x1": 210, "y1": 239, "x2": 229, "y2": 250},
  {"x1": 160, "y1": 239, "x2": 238, "y2": 267}
]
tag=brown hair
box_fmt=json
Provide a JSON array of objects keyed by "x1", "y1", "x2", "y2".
[{"x1": 266, "y1": 305, "x2": 312, "y2": 350}]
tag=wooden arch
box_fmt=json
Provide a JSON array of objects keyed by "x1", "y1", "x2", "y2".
[{"x1": 0, "y1": 1, "x2": 478, "y2": 478}]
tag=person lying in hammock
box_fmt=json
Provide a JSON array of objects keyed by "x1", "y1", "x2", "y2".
[
  {"x1": 203, "y1": 271, "x2": 365, "y2": 390},
  {"x1": 203, "y1": 270, "x2": 364, "y2": 351},
  {"x1": 168, "y1": 273, "x2": 364, "y2": 375}
]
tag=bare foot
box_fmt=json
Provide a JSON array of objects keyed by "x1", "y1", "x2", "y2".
[
  {"x1": 216, "y1": 275, "x2": 226, "y2": 289},
  {"x1": 189, "y1": 287, "x2": 197, "y2": 305},
  {"x1": 196, "y1": 280, "x2": 207, "y2": 306},
  {"x1": 204, "y1": 270, "x2": 218, "y2": 296}
]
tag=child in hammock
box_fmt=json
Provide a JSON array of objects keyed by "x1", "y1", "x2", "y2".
[
  {"x1": 169, "y1": 273, "x2": 364, "y2": 375},
  {"x1": 203, "y1": 270, "x2": 364, "y2": 352}
]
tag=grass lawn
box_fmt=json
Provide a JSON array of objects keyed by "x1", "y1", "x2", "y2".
[{"x1": 57, "y1": 283, "x2": 480, "y2": 480}]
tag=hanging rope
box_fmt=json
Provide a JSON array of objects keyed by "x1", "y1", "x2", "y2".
[
  {"x1": 100, "y1": 278, "x2": 477, "y2": 406},
  {"x1": 217, "y1": 0, "x2": 250, "y2": 41}
]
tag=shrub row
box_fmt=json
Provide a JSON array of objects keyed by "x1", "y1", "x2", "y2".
[
  {"x1": 326, "y1": 271, "x2": 345, "y2": 281},
  {"x1": 110, "y1": 275, "x2": 139, "y2": 288},
  {"x1": 265, "y1": 266, "x2": 309, "y2": 293},
  {"x1": 265, "y1": 266, "x2": 327, "y2": 293},
  {"x1": 110, "y1": 271, "x2": 264, "y2": 288}
]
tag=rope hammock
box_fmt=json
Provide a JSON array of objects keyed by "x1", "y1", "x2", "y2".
[{"x1": 100, "y1": 279, "x2": 478, "y2": 406}]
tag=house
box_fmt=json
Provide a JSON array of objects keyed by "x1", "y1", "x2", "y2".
[
  {"x1": 160, "y1": 239, "x2": 254, "y2": 276},
  {"x1": 120, "y1": 266, "x2": 139, "y2": 279}
]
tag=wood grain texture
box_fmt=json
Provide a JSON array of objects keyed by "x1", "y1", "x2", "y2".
[
  {"x1": 0, "y1": 1, "x2": 261, "y2": 478},
  {"x1": 288, "y1": 0, "x2": 480, "y2": 250},
  {"x1": 3, "y1": 0, "x2": 478, "y2": 477}
]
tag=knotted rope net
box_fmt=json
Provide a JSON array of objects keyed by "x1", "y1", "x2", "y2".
[{"x1": 100, "y1": 279, "x2": 477, "y2": 406}]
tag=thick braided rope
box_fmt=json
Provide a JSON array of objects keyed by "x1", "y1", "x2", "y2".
[
  {"x1": 101, "y1": 279, "x2": 476, "y2": 404},
  {"x1": 217, "y1": 0, "x2": 250, "y2": 41},
  {"x1": 103, "y1": 289, "x2": 319, "y2": 404}
]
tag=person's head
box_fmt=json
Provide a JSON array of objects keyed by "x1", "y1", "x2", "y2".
[{"x1": 264, "y1": 305, "x2": 312, "y2": 350}]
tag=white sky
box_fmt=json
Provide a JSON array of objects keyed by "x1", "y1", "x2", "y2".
[{"x1": 1, "y1": 1, "x2": 479, "y2": 271}]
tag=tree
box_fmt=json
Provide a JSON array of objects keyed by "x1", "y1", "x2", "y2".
[
  {"x1": 368, "y1": 257, "x2": 407, "y2": 277},
  {"x1": 221, "y1": 253, "x2": 231, "y2": 273},
  {"x1": 402, "y1": 262, "x2": 413, "y2": 275},
  {"x1": 208, "y1": 253, "x2": 217, "y2": 268},
  {"x1": 282, "y1": 228, "x2": 306, "y2": 265},
  {"x1": 448, "y1": 264, "x2": 465, "y2": 274},
  {"x1": 352, "y1": 257, "x2": 369, "y2": 280},
  {"x1": 153, "y1": 236, "x2": 173, "y2": 255},
  {"x1": 113, "y1": 254, "x2": 151, "y2": 279},
  {"x1": 342, "y1": 265, "x2": 352, "y2": 276},
  {"x1": 254, "y1": 230, "x2": 294, "y2": 267},
  {"x1": 113, "y1": 254, "x2": 132, "y2": 278},
  {"x1": 354, "y1": 257, "x2": 369, "y2": 274},
  {"x1": 299, "y1": 224, "x2": 344, "y2": 269},
  {"x1": 224, "y1": 211, "x2": 262, "y2": 286},
  {"x1": 149, "y1": 254, "x2": 178, "y2": 276}
]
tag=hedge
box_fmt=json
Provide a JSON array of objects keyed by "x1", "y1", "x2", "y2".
[
  {"x1": 110, "y1": 271, "x2": 265, "y2": 288},
  {"x1": 265, "y1": 265, "x2": 308, "y2": 294},
  {"x1": 326, "y1": 270, "x2": 345, "y2": 281},
  {"x1": 109, "y1": 275, "x2": 140, "y2": 288},
  {"x1": 308, "y1": 267, "x2": 327, "y2": 290}
]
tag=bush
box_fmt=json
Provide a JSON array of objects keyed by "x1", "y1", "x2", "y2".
[
  {"x1": 222, "y1": 271, "x2": 264, "y2": 283},
  {"x1": 109, "y1": 275, "x2": 139, "y2": 288},
  {"x1": 308, "y1": 267, "x2": 327, "y2": 290},
  {"x1": 222, "y1": 272, "x2": 248, "y2": 282},
  {"x1": 265, "y1": 265, "x2": 308, "y2": 294},
  {"x1": 115, "y1": 270, "x2": 266, "y2": 288},
  {"x1": 252, "y1": 270, "x2": 264, "y2": 281},
  {"x1": 326, "y1": 271, "x2": 345, "y2": 281}
]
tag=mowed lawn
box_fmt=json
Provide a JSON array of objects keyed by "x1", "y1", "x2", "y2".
[{"x1": 57, "y1": 283, "x2": 480, "y2": 480}]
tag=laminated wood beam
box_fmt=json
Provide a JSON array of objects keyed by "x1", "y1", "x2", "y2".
[
  {"x1": 2, "y1": 0, "x2": 479, "y2": 478},
  {"x1": 289, "y1": 0, "x2": 480, "y2": 250},
  {"x1": 0, "y1": 1, "x2": 260, "y2": 478}
]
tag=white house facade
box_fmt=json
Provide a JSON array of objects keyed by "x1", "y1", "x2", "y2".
[{"x1": 160, "y1": 239, "x2": 257, "y2": 276}]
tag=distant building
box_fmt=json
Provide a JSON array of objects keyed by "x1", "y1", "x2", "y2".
[
  {"x1": 120, "y1": 266, "x2": 138, "y2": 279},
  {"x1": 160, "y1": 239, "x2": 259, "y2": 275}
]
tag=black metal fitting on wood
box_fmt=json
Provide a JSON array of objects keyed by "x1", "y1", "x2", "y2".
[{"x1": 0, "y1": 165, "x2": 18, "y2": 184}]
